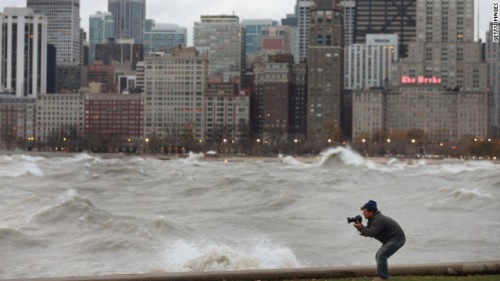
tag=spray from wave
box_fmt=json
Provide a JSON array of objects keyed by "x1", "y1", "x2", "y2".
[
  {"x1": 161, "y1": 237, "x2": 302, "y2": 272},
  {"x1": 316, "y1": 147, "x2": 376, "y2": 169}
]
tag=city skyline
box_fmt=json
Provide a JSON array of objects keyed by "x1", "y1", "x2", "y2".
[{"x1": 0, "y1": 0, "x2": 494, "y2": 44}]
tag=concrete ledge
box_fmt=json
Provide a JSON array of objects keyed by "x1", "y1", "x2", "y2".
[{"x1": 4, "y1": 260, "x2": 500, "y2": 281}]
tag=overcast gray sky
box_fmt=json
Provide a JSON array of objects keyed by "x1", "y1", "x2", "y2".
[{"x1": 0, "y1": 0, "x2": 495, "y2": 44}]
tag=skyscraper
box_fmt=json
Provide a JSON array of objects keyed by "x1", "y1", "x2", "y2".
[
  {"x1": 296, "y1": 0, "x2": 314, "y2": 62},
  {"x1": 253, "y1": 54, "x2": 294, "y2": 144},
  {"x1": 89, "y1": 11, "x2": 115, "y2": 63},
  {"x1": 353, "y1": 0, "x2": 416, "y2": 57},
  {"x1": 241, "y1": 19, "x2": 277, "y2": 57},
  {"x1": 143, "y1": 23, "x2": 187, "y2": 53},
  {"x1": 0, "y1": 8, "x2": 48, "y2": 97},
  {"x1": 194, "y1": 15, "x2": 245, "y2": 84},
  {"x1": 339, "y1": 0, "x2": 355, "y2": 47},
  {"x1": 394, "y1": 0, "x2": 485, "y2": 90},
  {"x1": 352, "y1": 0, "x2": 488, "y2": 142},
  {"x1": 345, "y1": 34, "x2": 398, "y2": 90},
  {"x1": 307, "y1": 0, "x2": 344, "y2": 143},
  {"x1": 27, "y1": 0, "x2": 80, "y2": 65},
  {"x1": 108, "y1": 0, "x2": 146, "y2": 44},
  {"x1": 143, "y1": 47, "x2": 207, "y2": 142},
  {"x1": 281, "y1": 13, "x2": 300, "y2": 63}
]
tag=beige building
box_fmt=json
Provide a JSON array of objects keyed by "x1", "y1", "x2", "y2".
[
  {"x1": 391, "y1": 0, "x2": 487, "y2": 92},
  {"x1": 143, "y1": 47, "x2": 208, "y2": 143},
  {"x1": 352, "y1": 86, "x2": 488, "y2": 142},
  {"x1": 352, "y1": 89, "x2": 384, "y2": 140},
  {"x1": 35, "y1": 93, "x2": 84, "y2": 144},
  {"x1": 204, "y1": 82, "x2": 250, "y2": 147},
  {"x1": 194, "y1": 15, "x2": 245, "y2": 84},
  {"x1": 353, "y1": 0, "x2": 489, "y2": 142},
  {"x1": 386, "y1": 87, "x2": 487, "y2": 141}
]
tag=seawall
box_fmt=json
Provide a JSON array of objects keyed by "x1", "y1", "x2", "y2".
[{"x1": 3, "y1": 260, "x2": 500, "y2": 281}]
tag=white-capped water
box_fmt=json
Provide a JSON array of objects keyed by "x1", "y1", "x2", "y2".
[{"x1": 0, "y1": 147, "x2": 499, "y2": 279}]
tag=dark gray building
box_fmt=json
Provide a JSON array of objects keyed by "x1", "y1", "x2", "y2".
[
  {"x1": 307, "y1": 0, "x2": 344, "y2": 143},
  {"x1": 353, "y1": 0, "x2": 416, "y2": 57}
]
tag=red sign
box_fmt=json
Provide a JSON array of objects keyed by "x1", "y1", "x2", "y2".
[{"x1": 401, "y1": 76, "x2": 442, "y2": 84}]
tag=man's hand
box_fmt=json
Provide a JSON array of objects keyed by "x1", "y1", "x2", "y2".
[{"x1": 353, "y1": 222, "x2": 363, "y2": 230}]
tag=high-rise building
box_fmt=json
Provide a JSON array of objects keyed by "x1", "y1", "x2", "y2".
[
  {"x1": 339, "y1": 0, "x2": 355, "y2": 47},
  {"x1": 392, "y1": 0, "x2": 485, "y2": 91},
  {"x1": 345, "y1": 34, "x2": 398, "y2": 90},
  {"x1": 86, "y1": 63, "x2": 116, "y2": 93},
  {"x1": 27, "y1": 0, "x2": 81, "y2": 65},
  {"x1": 36, "y1": 93, "x2": 84, "y2": 144},
  {"x1": 253, "y1": 55, "x2": 294, "y2": 145},
  {"x1": 108, "y1": 0, "x2": 146, "y2": 44},
  {"x1": 0, "y1": 8, "x2": 48, "y2": 98},
  {"x1": 94, "y1": 39, "x2": 144, "y2": 71},
  {"x1": 296, "y1": 0, "x2": 314, "y2": 62},
  {"x1": 242, "y1": 19, "x2": 277, "y2": 58},
  {"x1": 352, "y1": 0, "x2": 488, "y2": 142},
  {"x1": 261, "y1": 25, "x2": 292, "y2": 58},
  {"x1": 307, "y1": 0, "x2": 344, "y2": 143},
  {"x1": 281, "y1": 13, "x2": 300, "y2": 63},
  {"x1": 89, "y1": 11, "x2": 115, "y2": 63},
  {"x1": 84, "y1": 93, "x2": 144, "y2": 143},
  {"x1": 290, "y1": 63, "x2": 308, "y2": 140},
  {"x1": 143, "y1": 23, "x2": 187, "y2": 53},
  {"x1": 143, "y1": 47, "x2": 208, "y2": 143},
  {"x1": 353, "y1": 0, "x2": 416, "y2": 58},
  {"x1": 204, "y1": 82, "x2": 250, "y2": 146},
  {"x1": 80, "y1": 28, "x2": 89, "y2": 66},
  {"x1": 0, "y1": 97, "x2": 36, "y2": 149},
  {"x1": 194, "y1": 15, "x2": 246, "y2": 84}
]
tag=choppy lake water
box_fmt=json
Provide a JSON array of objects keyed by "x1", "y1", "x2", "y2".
[{"x1": 1, "y1": 147, "x2": 499, "y2": 279}]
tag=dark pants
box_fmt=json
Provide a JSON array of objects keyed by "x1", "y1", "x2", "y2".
[{"x1": 375, "y1": 236, "x2": 405, "y2": 279}]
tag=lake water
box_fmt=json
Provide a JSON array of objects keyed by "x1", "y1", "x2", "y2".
[{"x1": 1, "y1": 147, "x2": 499, "y2": 279}]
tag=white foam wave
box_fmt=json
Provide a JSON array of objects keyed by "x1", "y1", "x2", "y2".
[
  {"x1": 28, "y1": 189, "x2": 96, "y2": 224},
  {"x1": 69, "y1": 153, "x2": 98, "y2": 162},
  {"x1": 189, "y1": 152, "x2": 205, "y2": 161},
  {"x1": 315, "y1": 147, "x2": 377, "y2": 169},
  {"x1": 430, "y1": 186, "x2": 493, "y2": 207},
  {"x1": 22, "y1": 155, "x2": 43, "y2": 162},
  {"x1": 161, "y1": 238, "x2": 301, "y2": 272},
  {"x1": 0, "y1": 162, "x2": 44, "y2": 177},
  {"x1": 278, "y1": 154, "x2": 308, "y2": 167},
  {"x1": 445, "y1": 187, "x2": 491, "y2": 200},
  {"x1": 412, "y1": 160, "x2": 498, "y2": 176}
]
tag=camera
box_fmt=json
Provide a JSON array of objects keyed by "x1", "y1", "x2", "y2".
[{"x1": 347, "y1": 215, "x2": 362, "y2": 224}]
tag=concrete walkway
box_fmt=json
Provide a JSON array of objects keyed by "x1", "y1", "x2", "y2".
[{"x1": 4, "y1": 260, "x2": 500, "y2": 281}]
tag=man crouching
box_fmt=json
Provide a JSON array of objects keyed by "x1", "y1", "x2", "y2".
[{"x1": 354, "y1": 200, "x2": 406, "y2": 280}]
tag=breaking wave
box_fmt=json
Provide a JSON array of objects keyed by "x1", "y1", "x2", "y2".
[{"x1": 161, "y1": 238, "x2": 302, "y2": 272}]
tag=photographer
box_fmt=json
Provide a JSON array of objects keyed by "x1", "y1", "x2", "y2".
[{"x1": 353, "y1": 200, "x2": 406, "y2": 280}]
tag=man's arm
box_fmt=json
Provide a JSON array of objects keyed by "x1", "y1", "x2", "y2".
[{"x1": 356, "y1": 220, "x2": 383, "y2": 238}]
